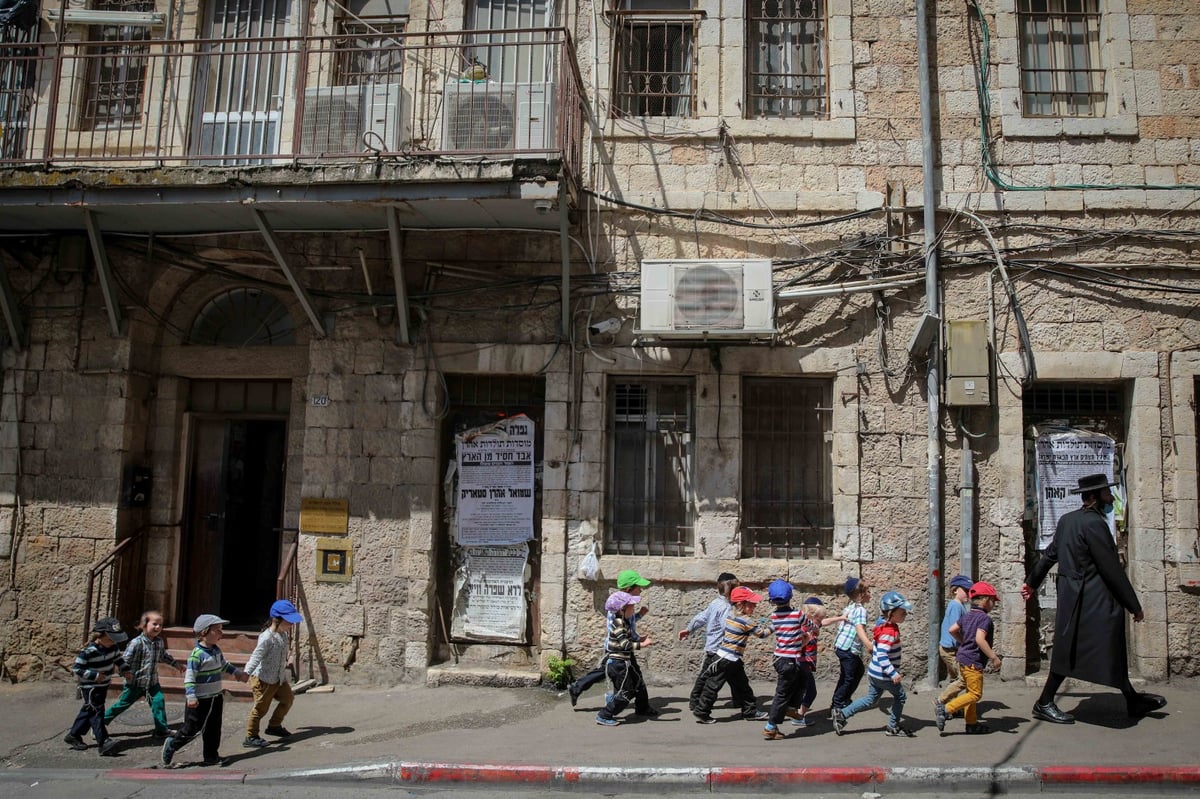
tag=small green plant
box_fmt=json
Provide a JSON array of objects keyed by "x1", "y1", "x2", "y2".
[{"x1": 545, "y1": 653, "x2": 575, "y2": 689}]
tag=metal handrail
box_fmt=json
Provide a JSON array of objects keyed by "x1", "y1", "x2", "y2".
[
  {"x1": 274, "y1": 529, "x2": 302, "y2": 682},
  {"x1": 82, "y1": 523, "x2": 176, "y2": 643}
]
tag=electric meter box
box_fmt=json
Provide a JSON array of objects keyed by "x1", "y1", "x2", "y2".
[{"x1": 945, "y1": 319, "x2": 991, "y2": 406}]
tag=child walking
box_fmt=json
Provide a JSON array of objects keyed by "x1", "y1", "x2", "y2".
[
  {"x1": 161, "y1": 614, "x2": 249, "y2": 767},
  {"x1": 830, "y1": 577, "x2": 873, "y2": 716},
  {"x1": 104, "y1": 610, "x2": 185, "y2": 738},
  {"x1": 792, "y1": 597, "x2": 841, "y2": 727},
  {"x1": 679, "y1": 571, "x2": 740, "y2": 713},
  {"x1": 833, "y1": 590, "x2": 914, "y2": 737},
  {"x1": 570, "y1": 569, "x2": 652, "y2": 707},
  {"x1": 65, "y1": 617, "x2": 132, "y2": 756},
  {"x1": 763, "y1": 580, "x2": 809, "y2": 739},
  {"x1": 693, "y1": 586, "x2": 770, "y2": 724},
  {"x1": 243, "y1": 599, "x2": 304, "y2": 747},
  {"x1": 936, "y1": 581, "x2": 1002, "y2": 735},
  {"x1": 935, "y1": 575, "x2": 974, "y2": 708},
  {"x1": 594, "y1": 591, "x2": 656, "y2": 726}
]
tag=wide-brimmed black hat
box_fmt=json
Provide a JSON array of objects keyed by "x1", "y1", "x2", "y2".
[{"x1": 1069, "y1": 473, "x2": 1118, "y2": 494}]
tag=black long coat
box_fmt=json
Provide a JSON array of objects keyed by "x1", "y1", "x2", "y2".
[{"x1": 1025, "y1": 505, "x2": 1141, "y2": 688}]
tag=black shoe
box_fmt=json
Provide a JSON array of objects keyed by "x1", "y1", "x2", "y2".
[
  {"x1": 98, "y1": 738, "x2": 118, "y2": 757},
  {"x1": 63, "y1": 734, "x2": 88, "y2": 751},
  {"x1": 1127, "y1": 692, "x2": 1167, "y2": 718},
  {"x1": 965, "y1": 722, "x2": 992, "y2": 734},
  {"x1": 264, "y1": 726, "x2": 291, "y2": 737},
  {"x1": 243, "y1": 736, "x2": 269, "y2": 748},
  {"x1": 568, "y1": 683, "x2": 580, "y2": 708},
  {"x1": 1032, "y1": 701, "x2": 1075, "y2": 724},
  {"x1": 202, "y1": 757, "x2": 229, "y2": 767}
]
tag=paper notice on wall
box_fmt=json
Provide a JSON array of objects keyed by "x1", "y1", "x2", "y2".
[
  {"x1": 450, "y1": 543, "x2": 529, "y2": 642},
  {"x1": 455, "y1": 414, "x2": 535, "y2": 545},
  {"x1": 1034, "y1": 429, "x2": 1116, "y2": 551}
]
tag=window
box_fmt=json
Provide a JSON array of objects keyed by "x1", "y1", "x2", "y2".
[
  {"x1": 997, "y1": 0, "x2": 1134, "y2": 137},
  {"x1": 188, "y1": 288, "x2": 296, "y2": 346},
  {"x1": 335, "y1": 17, "x2": 406, "y2": 86},
  {"x1": 745, "y1": 0, "x2": 827, "y2": 119},
  {"x1": 1017, "y1": 0, "x2": 1102, "y2": 117},
  {"x1": 612, "y1": 0, "x2": 697, "y2": 118},
  {"x1": 607, "y1": 379, "x2": 694, "y2": 556},
  {"x1": 740, "y1": 378, "x2": 832, "y2": 558},
  {"x1": 80, "y1": 0, "x2": 155, "y2": 129}
]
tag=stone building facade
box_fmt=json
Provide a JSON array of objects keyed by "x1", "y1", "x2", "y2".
[{"x1": 0, "y1": 0, "x2": 1198, "y2": 688}]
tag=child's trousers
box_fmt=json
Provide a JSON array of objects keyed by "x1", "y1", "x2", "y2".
[
  {"x1": 842, "y1": 675, "x2": 907, "y2": 728},
  {"x1": 104, "y1": 683, "x2": 171, "y2": 734},
  {"x1": 597, "y1": 657, "x2": 644, "y2": 720},
  {"x1": 943, "y1": 664, "x2": 984, "y2": 724},
  {"x1": 69, "y1": 684, "x2": 111, "y2": 742},
  {"x1": 768, "y1": 656, "x2": 805, "y2": 725},
  {"x1": 937, "y1": 645, "x2": 965, "y2": 704},
  {"x1": 164, "y1": 694, "x2": 224, "y2": 762},
  {"x1": 831, "y1": 648, "x2": 865, "y2": 710},
  {"x1": 695, "y1": 657, "x2": 759, "y2": 719},
  {"x1": 246, "y1": 677, "x2": 294, "y2": 737}
]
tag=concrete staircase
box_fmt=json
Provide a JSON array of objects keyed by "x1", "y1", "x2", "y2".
[{"x1": 148, "y1": 626, "x2": 260, "y2": 701}]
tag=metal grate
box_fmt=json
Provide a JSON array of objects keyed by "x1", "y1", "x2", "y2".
[
  {"x1": 188, "y1": 379, "x2": 291, "y2": 414},
  {"x1": 444, "y1": 375, "x2": 545, "y2": 407},
  {"x1": 745, "y1": 0, "x2": 827, "y2": 119},
  {"x1": 80, "y1": 0, "x2": 155, "y2": 129},
  {"x1": 607, "y1": 379, "x2": 695, "y2": 556},
  {"x1": 740, "y1": 378, "x2": 833, "y2": 559},
  {"x1": 1023, "y1": 384, "x2": 1122, "y2": 417},
  {"x1": 613, "y1": 14, "x2": 698, "y2": 117},
  {"x1": 1017, "y1": 0, "x2": 1104, "y2": 118}
]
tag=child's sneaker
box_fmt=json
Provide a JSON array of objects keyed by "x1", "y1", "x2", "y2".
[
  {"x1": 743, "y1": 710, "x2": 769, "y2": 721},
  {"x1": 63, "y1": 734, "x2": 87, "y2": 751},
  {"x1": 97, "y1": 738, "x2": 118, "y2": 757},
  {"x1": 884, "y1": 723, "x2": 915, "y2": 737},
  {"x1": 763, "y1": 724, "x2": 786, "y2": 740},
  {"x1": 694, "y1": 714, "x2": 717, "y2": 724},
  {"x1": 934, "y1": 700, "x2": 947, "y2": 732},
  {"x1": 965, "y1": 722, "x2": 992, "y2": 735},
  {"x1": 832, "y1": 709, "x2": 847, "y2": 736},
  {"x1": 594, "y1": 714, "x2": 620, "y2": 727},
  {"x1": 243, "y1": 736, "x2": 269, "y2": 748},
  {"x1": 160, "y1": 738, "x2": 175, "y2": 767},
  {"x1": 788, "y1": 716, "x2": 810, "y2": 727}
]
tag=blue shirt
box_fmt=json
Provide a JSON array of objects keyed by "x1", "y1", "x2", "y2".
[
  {"x1": 939, "y1": 598, "x2": 968, "y2": 648},
  {"x1": 686, "y1": 596, "x2": 732, "y2": 654}
]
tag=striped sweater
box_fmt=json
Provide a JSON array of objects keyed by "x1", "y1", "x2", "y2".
[
  {"x1": 603, "y1": 612, "x2": 642, "y2": 661},
  {"x1": 73, "y1": 640, "x2": 127, "y2": 688},
  {"x1": 184, "y1": 642, "x2": 242, "y2": 700},
  {"x1": 866, "y1": 621, "x2": 903, "y2": 680},
  {"x1": 716, "y1": 614, "x2": 770, "y2": 662},
  {"x1": 769, "y1": 606, "x2": 807, "y2": 659}
]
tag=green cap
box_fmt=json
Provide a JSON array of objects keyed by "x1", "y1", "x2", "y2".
[{"x1": 616, "y1": 569, "x2": 651, "y2": 589}]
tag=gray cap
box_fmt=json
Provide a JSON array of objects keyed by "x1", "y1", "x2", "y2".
[
  {"x1": 92, "y1": 616, "x2": 129, "y2": 644},
  {"x1": 193, "y1": 613, "x2": 229, "y2": 634}
]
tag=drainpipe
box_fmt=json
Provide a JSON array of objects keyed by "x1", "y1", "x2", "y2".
[
  {"x1": 916, "y1": 0, "x2": 943, "y2": 688},
  {"x1": 961, "y1": 430, "x2": 975, "y2": 576}
]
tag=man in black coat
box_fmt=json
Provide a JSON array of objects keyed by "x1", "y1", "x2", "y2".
[{"x1": 1020, "y1": 472, "x2": 1167, "y2": 723}]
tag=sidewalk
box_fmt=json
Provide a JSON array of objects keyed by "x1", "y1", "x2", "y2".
[{"x1": 1, "y1": 676, "x2": 1198, "y2": 791}]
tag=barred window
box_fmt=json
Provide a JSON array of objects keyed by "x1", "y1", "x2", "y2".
[
  {"x1": 80, "y1": 0, "x2": 155, "y2": 129},
  {"x1": 335, "y1": 18, "x2": 407, "y2": 86},
  {"x1": 612, "y1": 0, "x2": 697, "y2": 118},
  {"x1": 1017, "y1": 0, "x2": 1103, "y2": 117},
  {"x1": 607, "y1": 379, "x2": 694, "y2": 556},
  {"x1": 745, "y1": 0, "x2": 827, "y2": 119},
  {"x1": 740, "y1": 378, "x2": 832, "y2": 558}
]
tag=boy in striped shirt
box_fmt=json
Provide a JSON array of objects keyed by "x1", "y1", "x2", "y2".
[
  {"x1": 161, "y1": 614, "x2": 249, "y2": 767},
  {"x1": 693, "y1": 586, "x2": 770, "y2": 724},
  {"x1": 834, "y1": 590, "x2": 915, "y2": 737},
  {"x1": 65, "y1": 616, "x2": 132, "y2": 755},
  {"x1": 763, "y1": 580, "x2": 809, "y2": 739}
]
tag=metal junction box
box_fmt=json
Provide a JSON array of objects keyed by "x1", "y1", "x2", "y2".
[{"x1": 945, "y1": 319, "x2": 991, "y2": 406}]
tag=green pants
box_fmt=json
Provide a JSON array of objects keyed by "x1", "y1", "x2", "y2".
[{"x1": 103, "y1": 683, "x2": 171, "y2": 735}]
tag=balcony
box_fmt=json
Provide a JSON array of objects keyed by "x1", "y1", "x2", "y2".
[{"x1": 0, "y1": 27, "x2": 586, "y2": 233}]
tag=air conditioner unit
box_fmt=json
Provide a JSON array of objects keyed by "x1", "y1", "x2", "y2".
[
  {"x1": 637, "y1": 259, "x2": 776, "y2": 339},
  {"x1": 299, "y1": 83, "x2": 411, "y2": 156},
  {"x1": 440, "y1": 81, "x2": 556, "y2": 152}
]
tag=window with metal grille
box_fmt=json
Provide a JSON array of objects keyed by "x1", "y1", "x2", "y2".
[
  {"x1": 612, "y1": 0, "x2": 698, "y2": 118},
  {"x1": 80, "y1": 0, "x2": 155, "y2": 129},
  {"x1": 1017, "y1": 0, "x2": 1103, "y2": 117},
  {"x1": 607, "y1": 379, "x2": 695, "y2": 556},
  {"x1": 740, "y1": 378, "x2": 833, "y2": 559},
  {"x1": 188, "y1": 288, "x2": 296, "y2": 346},
  {"x1": 745, "y1": 0, "x2": 826, "y2": 119},
  {"x1": 335, "y1": 18, "x2": 406, "y2": 86},
  {"x1": 1023, "y1": 384, "x2": 1122, "y2": 417}
]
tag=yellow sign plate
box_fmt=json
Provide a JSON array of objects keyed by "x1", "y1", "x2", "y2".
[{"x1": 300, "y1": 498, "x2": 349, "y2": 535}]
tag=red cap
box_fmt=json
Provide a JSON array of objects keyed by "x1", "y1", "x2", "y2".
[
  {"x1": 969, "y1": 581, "x2": 998, "y2": 600},
  {"x1": 730, "y1": 586, "x2": 762, "y2": 604}
]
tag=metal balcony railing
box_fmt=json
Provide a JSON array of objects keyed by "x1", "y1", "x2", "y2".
[{"x1": 0, "y1": 27, "x2": 584, "y2": 181}]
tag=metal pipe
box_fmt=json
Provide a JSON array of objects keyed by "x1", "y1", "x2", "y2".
[
  {"x1": 961, "y1": 431, "x2": 975, "y2": 576},
  {"x1": 776, "y1": 275, "x2": 924, "y2": 300},
  {"x1": 916, "y1": 0, "x2": 943, "y2": 689}
]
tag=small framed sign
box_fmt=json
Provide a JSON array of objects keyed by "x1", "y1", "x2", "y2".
[{"x1": 315, "y1": 537, "x2": 352, "y2": 583}]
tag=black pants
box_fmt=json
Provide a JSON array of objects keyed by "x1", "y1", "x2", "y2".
[
  {"x1": 688, "y1": 652, "x2": 718, "y2": 710},
  {"x1": 768, "y1": 657, "x2": 805, "y2": 725},
  {"x1": 165, "y1": 694, "x2": 224, "y2": 762},
  {"x1": 69, "y1": 684, "x2": 110, "y2": 742},
  {"x1": 832, "y1": 648, "x2": 864, "y2": 710},
  {"x1": 597, "y1": 657, "x2": 647, "y2": 720},
  {"x1": 694, "y1": 657, "x2": 758, "y2": 718}
]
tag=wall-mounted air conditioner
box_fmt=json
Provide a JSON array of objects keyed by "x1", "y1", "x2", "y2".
[
  {"x1": 299, "y1": 83, "x2": 411, "y2": 156},
  {"x1": 440, "y1": 81, "x2": 556, "y2": 152},
  {"x1": 637, "y1": 259, "x2": 776, "y2": 339}
]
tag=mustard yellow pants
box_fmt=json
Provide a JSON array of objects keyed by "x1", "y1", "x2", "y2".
[
  {"x1": 944, "y1": 664, "x2": 984, "y2": 725},
  {"x1": 245, "y1": 676, "x2": 294, "y2": 737}
]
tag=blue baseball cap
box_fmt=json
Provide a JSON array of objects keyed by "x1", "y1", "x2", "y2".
[{"x1": 270, "y1": 599, "x2": 303, "y2": 623}]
